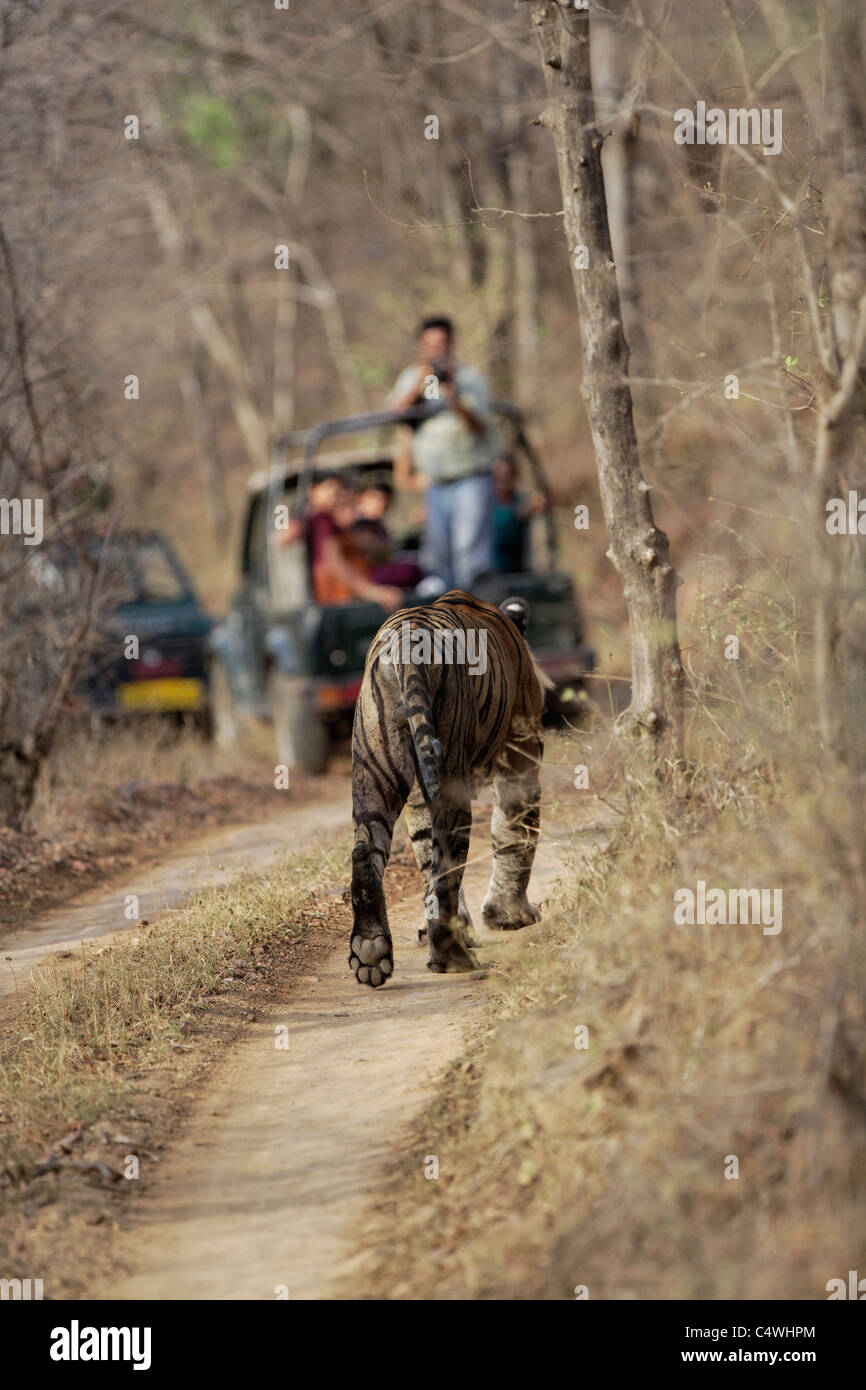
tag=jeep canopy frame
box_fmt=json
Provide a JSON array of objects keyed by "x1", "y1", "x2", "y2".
[{"x1": 267, "y1": 400, "x2": 559, "y2": 570}]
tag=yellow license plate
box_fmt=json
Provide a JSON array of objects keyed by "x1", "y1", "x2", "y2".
[{"x1": 117, "y1": 678, "x2": 206, "y2": 712}]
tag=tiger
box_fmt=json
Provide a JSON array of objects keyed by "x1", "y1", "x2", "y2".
[{"x1": 349, "y1": 589, "x2": 547, "y2": 987}]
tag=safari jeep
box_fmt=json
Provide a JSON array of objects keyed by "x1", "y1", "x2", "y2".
[{"x1": 209, "y1": 403, "x2": 594, "y2": 774}]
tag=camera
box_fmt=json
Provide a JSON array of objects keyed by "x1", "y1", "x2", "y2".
[{"x1": 430, "y1": 355, "x2": 454, "y2": 385}]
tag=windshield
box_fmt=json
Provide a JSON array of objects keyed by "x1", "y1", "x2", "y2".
[
  {"x1": 31, "y1": 535, "x2": 190, "y2": 605},
  {"x1": 105, "y1": 538, "x2": 189, "y2": 604}
]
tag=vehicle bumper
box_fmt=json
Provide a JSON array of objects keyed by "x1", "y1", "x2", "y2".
[
  {"x1": 309, "y1": 675, "x2": 364, "y2": 713},
  {"x1": 115, "y1": 676, "x2": 208, "y2": 713}
]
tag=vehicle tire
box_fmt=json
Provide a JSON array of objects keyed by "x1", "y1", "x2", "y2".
[
  {"x1": 269, "y1": 672, "x2": 330, "y2": 775},
  {"x1": 210, "y1": 660, "x2": 242, "y2": 750}
]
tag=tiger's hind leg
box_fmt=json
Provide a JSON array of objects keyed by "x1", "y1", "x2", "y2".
[
  {"x1": 426, "y1": 796, "x2": 481, "y2": 973},
  {"x1": 350, "y1": 837, "x2": 397, "y2": 987},
  {"x1": 405, "y1": 783, "x2": 434, "y2": 947},
  {"x1": 349, "y1": 694, "x2": 415, "y2": 988},
  {"x1": 407, "y1": 785, "x2": 478, "y2": 949},
  {"x1": 481, "y1": 732, "x2": 543, "y2": 931}
]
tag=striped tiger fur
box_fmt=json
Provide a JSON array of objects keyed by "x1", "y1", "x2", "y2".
[{"x1": 349, "y1": 589, "x2": 546, "y2": 987}]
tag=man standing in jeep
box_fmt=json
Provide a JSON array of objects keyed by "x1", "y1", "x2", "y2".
[{"x1": 388, "y1": 316, "x2": 500, "y2": 592}]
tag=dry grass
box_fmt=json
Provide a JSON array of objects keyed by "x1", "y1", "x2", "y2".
[
  {"x1": 0, "y1": 835, "x2": 349, "y2": 1185},
  {"x1": 29, "y1": 717, "x2": 275, "y2": 842},
  {"x1": 349, "y1": 590, "x2": 866, "y2": 1300},
  {"x1": 0, "y1": 716, "x2": 305, "y2": 924}
]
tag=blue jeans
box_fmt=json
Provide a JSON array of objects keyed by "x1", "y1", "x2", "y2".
[{"x1": 423, "y1": 474, "x2": 494, "y2": 592}]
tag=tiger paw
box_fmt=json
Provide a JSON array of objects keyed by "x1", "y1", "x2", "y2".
[
  {"x1": 481, "y1": 892, "x2": 540, "y2": 931},
  {"x1": 421, "y1": 921, "x2": 476, "y2": 951},
  {"x1": 349, "y1": 933, "x2": 393, "y2": 987},
  {"x1": 427, "y1": 933, "x2": 481, "y2": 974}
]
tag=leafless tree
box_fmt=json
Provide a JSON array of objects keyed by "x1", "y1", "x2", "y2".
[
  {"x1": 0, "y1": 5, "x2": 119, "y2": 828},
  {"x1": 530, "y1": 0, "x2": 684, "y2": 759}
]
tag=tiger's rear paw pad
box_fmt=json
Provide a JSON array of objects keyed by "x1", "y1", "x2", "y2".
[
  {"x1": 349, "y1": 933, "x2": 393, "y2": 987},
  {"x1": 481, "y1": 896, "x2": 540, "y2": 931}
]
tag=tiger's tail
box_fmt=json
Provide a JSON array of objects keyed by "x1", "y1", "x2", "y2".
[{"x1": 397, "y1": 661, "x2": 440, "y2": 804}]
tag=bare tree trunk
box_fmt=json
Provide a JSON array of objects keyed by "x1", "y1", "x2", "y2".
[
  {"x1": 272, "y1": 277, "x2": 298, "y2": 440},
  {"x1": 480, "y1": 223, "x2": 512, "y2": 394},
  {"x1": 144, "y1": 181, "x2": 272, "y2": 467},
  {"x1": 591, "y1": 1, "x2": 646, "y2": 367},
  {"x1": 436, "y1": 159, "x2": 475, "y2": 301},
  {"x1": 272, "y1": 105, "x2": 310, "y2": 440},
  {"x1": 289, "y1": 242, "x2": 366, "y2": 416},
  {"x1": 180, "y1": 349, "x2": 229, "y2": 539},
  {"x1": 0, "y1": 749, "x2": 40, "y2": 831},
  {"x1": 530, "y1": 0, "x2": 683, "y2": 757},
  {"x1": 811, "y1": 186, "x2": 866, "y2": 760},
  {"x1": 0, "y1": 216, "x2": 107, "y2": 829},
  {"x1": 757, "y1": 0, "x2": 826, "y2": 114},
  {"x1": 0, "y1": 540, "x2": 100, "y2": 830},
  {"x1": 808, "y1": 6, "x2": 866, "y2": 764},
  {"x1": 509, "y1": 146, "x2": 540, "y2": 391},
  {"x1": 236, "y1": 170, "x2": 367, "y2": 418}
]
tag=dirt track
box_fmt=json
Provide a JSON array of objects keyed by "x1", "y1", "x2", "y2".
[
  {"x1": 0, "y1": 797, "x2": 349, "y2": 1000},
  {"x1": 7, "y1": 752, "x2": 600, "y2": 1300},
  {"x1": 95, "y1": 819, "x2": 568, "y2": 1300}
]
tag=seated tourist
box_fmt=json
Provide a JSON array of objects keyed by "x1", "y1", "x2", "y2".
[
  {"x1": 492, "y1": 456, "x2": 548, "y2": 574},
  {"x1": 351, "y1": 484, "x2": 393, "y2": 566},
  {"x1": 305, "y1": 472, "x2": 402, "y2": 610},
  {"x1": 350, "y1": 480, "x2": 425, "y2": 589}
]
